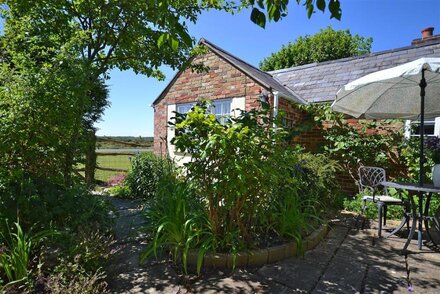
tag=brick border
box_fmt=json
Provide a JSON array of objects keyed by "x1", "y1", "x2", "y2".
[{"x1": 187, "y1": 223, "x2": 329, "y2": 269}]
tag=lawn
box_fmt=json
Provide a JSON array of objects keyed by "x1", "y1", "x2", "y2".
[{"x1": 95, "y1": 154, "x2": 133, "y2": 182}]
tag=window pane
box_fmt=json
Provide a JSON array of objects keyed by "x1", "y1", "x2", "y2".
[
  {"x1": 411, "y1": 120, "x2": 435, "y2": 136},
  {"x1": 214, "y1": 104, "x2": 222, "y2": 115},
  {"x1": 177, "y1": 103, "x2": 194, "y2": 114},
  {"x1": 413, "y1": 123, "x2": 435, "y2": 135},
  {"x1": 222, "y1": 102, "x2": 230, "y2": 115}
]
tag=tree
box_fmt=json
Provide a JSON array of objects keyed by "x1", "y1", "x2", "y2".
[
  {"x1": 0, "y1": 47, "x2": 106, "y2": 182},
  {"x1": 260, "y1": 26, "x2": 372, "y2": 71},
  {"x1": 0, "y1": 0, "x2": 343, "y2": 184}
]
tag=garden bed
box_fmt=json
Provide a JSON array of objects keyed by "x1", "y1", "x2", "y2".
[{"x1": 186, "y1": 224, "x2": 329, "y2": 269}]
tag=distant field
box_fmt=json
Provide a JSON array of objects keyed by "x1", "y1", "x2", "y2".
[
  {"x1": 78, "y1": 136, "x2": 155, "y2": 182},
  {"x1": 97, "y1": 136, "x2": 153, "y2": 149}
]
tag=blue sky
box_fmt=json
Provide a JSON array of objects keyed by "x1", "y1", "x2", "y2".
[{"x1": 95, "y1": 0, "x2": 440, "y2": 137}]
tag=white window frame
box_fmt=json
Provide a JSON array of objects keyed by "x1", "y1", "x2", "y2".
[
  {"x1": 176, "y1": 99, "x2": 233, "y2": 123},
  {"x1": 167, "y1": 97, "x2": 244, "y2": 166},
  {"x1": 404, "y1": 117, "x2": 440, "y2": 138}
]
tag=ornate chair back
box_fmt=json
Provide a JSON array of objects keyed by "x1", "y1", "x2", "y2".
[{"x1": 358, "y1": 166, "x2": 388, "y2": 196}]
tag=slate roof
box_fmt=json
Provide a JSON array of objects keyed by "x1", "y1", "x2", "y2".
[
  {"x1": 152, "y1": 39, "x2": 306, "y2": 105},
  {"x1": 270, "y1": 36, "x2": 440, "y2": 103}
]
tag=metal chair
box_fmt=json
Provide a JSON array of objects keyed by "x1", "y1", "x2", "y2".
[{"x1": 358, "y1": 166, "x2": 409, "y2": 237}]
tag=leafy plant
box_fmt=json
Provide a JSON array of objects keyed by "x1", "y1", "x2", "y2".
[
  {"x1": 141, "y1": 102, "x2": 341, "y2": 273},
  {"x1": 297, "y1": 103, "x2": 405, "y2": 183},
  {"x1": 172, "y1": 101, "x2": 288, "y2": 247},
  {"x1": 0, "y1": 221, "x2": 54, "y2": 287},
  {"x1": 125, "y1": 153, "x2": 175, "y2": 199},
  {"x1": 425, "y1": 137, "x2": 440, "y2": 164},
  {"x1": 45, "y1": 260, "x2": 108, "y2": 294},
  {"x1": 106, "y1": 184, "x2": 133, "y2": 199},
  {"x1": 140, "y1": 175, "x2": 206, "y2": 273}
]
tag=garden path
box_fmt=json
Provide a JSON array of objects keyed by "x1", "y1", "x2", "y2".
[{"x1": 105, "y1": 197, "x2": 440, "y2": 294}]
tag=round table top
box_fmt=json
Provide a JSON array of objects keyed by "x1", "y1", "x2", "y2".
[{"x1": 381, "y1": 181, "x2": 440, "y2": 193}]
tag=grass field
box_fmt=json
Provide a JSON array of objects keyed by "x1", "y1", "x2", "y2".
[{"x1": 95, "y1": 154, "x2": 133, "y2": 182}]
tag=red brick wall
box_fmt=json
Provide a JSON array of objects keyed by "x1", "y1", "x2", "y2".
[
  {"x1": 279, "y1": 104, "x2": 405, "y2": 196},
  {"x1": 153, "y1": 51, "x2": 265, "y2": 154}
]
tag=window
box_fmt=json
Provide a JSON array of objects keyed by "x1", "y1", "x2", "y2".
[
  {"x1": 405, "y1": 118, "x2": 440, "y2": 138},
  {"x1": 176, "y1": 103, "x2": 194, "y2": 115},
  {"x1": 210, "y1": 100, "x2": 231, "y2": 123},
  {"x1": 176, "y1": 100, "x2": 232, "y2": 123}
]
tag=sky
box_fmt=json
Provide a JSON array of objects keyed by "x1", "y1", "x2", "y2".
[{"x1": 95, "y1": 0, "x2": 440, "y2": 137}]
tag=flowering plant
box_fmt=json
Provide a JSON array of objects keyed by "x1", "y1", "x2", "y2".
[{"x1": 425, "y1": 136, "x2": 440, "y2": 164}]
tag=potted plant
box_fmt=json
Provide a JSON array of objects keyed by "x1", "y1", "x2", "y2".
[{"x1": 426, "y1": 136, "x2": 440, "y2": 187}]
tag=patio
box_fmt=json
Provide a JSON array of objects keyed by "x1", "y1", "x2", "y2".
[{"x1": 107, "y1": 198, "x2": 440, "y2": 293}]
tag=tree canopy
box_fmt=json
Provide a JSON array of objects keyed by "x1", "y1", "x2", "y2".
[
  {"x1": 0, "y1": 0, "x2": 344, "y2": 184},
  {"x1": 260, "y1": 26, "x2": 372, "y2": 71}
]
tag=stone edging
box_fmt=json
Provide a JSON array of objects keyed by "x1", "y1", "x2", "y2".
[{"x1": 187, "y1": 223, "x2": 329, "y2": 269}]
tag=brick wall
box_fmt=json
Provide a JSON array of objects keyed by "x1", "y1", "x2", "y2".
[
  {"x1": 153, "y1": 51, "x2": 265, "y2": 155},
  {"x1": 279, "y1": 103, "x2": 406, "y2": 195}
]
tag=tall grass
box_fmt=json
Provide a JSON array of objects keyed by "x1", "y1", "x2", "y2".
[{"x1": 0, "y1": 221, "x2": 53, "y2": 287}]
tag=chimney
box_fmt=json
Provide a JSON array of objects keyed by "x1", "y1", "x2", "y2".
[
  {"x1": 412, "y1": 27, "x2": 440, "y2": 46},
  {"x1": 421, "y1": 27, "x2": 434, "y2": 39}
]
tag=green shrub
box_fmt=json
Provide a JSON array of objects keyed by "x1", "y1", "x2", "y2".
[
  {"x1": 141, "y1": 101, "x2": 341, "y2": 273},
  {"x1": 0, "y1": 174, "x2": 113, "y2": 292},
  {"x1": 343, "y1": 189, "x2": 409, "y2": 220},
  {"x1": 39, "y1": 227, "x2": 113, "y2": 293},
  {"x1": 125, "y1": 152, "x2": 174, "y2": 199},
  {"x1": 106, "y1": 184, "x2": 132, "y2": 199},
  {"x1": 45, "y1": 261, "x2": 108, "y2": 294},
  {"x1": 0, "y1": 176, "x2": 111, "y2": 234}
]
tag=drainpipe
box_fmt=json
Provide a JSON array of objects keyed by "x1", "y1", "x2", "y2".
[{"x1": 273, "y1": 91, "x2": 279, "y2": 128}]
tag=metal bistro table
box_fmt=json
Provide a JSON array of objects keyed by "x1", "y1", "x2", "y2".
[{"x1": 381, "y1": 181, "x2": 440, "y2": 251}]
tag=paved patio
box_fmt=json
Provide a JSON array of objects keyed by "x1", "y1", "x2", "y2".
[{"x1": 106, "y1": 197, "x2": 440, "y2": 293}]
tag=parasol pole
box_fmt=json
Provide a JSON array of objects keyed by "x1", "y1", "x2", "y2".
[{"x1": 419, "y1": 68, "x2": 427, "y2": 186}]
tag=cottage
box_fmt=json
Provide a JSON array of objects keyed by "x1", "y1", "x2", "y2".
[
  {"x1": 152, "y1": 29, "x2": 440, "y2": 192},
  {"x1": 152, "y1": 38, "x2": 306, "y2": 164}
]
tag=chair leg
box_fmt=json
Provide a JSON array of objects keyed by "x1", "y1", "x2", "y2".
[
  {"x1": 378, "y1": 202, "x2": 383, "y2": 238},
  {"x1": 383, "y1": 205, "x2": 387, "y2": 226},
  {"x1": 358, "y1": 199, "x2": 368, "y2": 230}
]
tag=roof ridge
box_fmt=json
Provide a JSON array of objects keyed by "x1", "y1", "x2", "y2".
[{"x1": 269, "y1": 37, "x2": 440, "y2": 74}]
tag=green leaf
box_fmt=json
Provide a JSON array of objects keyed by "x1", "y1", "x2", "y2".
[
  {"x1": 157, "y1": 33, "x2": 168, "y2": 49},
  {"x1": 306, "y1": 3, "x2": 314, "y2": 18},
  {"x1": 250, "y1": 8, "x2": 266, "y2": 28},
  {"x1": 316, "y1": 0, "x2": 326, "y2": 12},
  {"x1": 170, "y1": 37, "x2": 179, "y2": 51},
  {"x1": 329, "y1": 0, "x2": 342, "y2": 20}
]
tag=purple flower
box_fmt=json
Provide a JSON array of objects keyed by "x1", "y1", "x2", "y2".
[
  {"x1": 407, "y1": 285, "x2": 414, "y2": 292},
  {"x1": 106, "y1": 174, "x2": 126, "y2": 187},
  {"x1": 425, "y1": 137, "x2": 440, "y2": 164},
  {"x1": 426, "y1": 137, "x2": 440, "y2": 152}
]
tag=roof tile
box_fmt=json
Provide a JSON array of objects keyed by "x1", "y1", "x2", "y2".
[{"x1": 271, "y1": 39, "x2": 440, "y2": 102}]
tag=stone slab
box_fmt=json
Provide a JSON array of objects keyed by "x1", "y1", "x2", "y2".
[
  {"x1": 190, "y1": 269, "x2": 291, "y2": 294},
  {"x1": 108, "y1": 264, "x2": 180, "y2": 294},
  {"x1": 257, "y1": 226, "x2": 349, "y2": 292}
]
